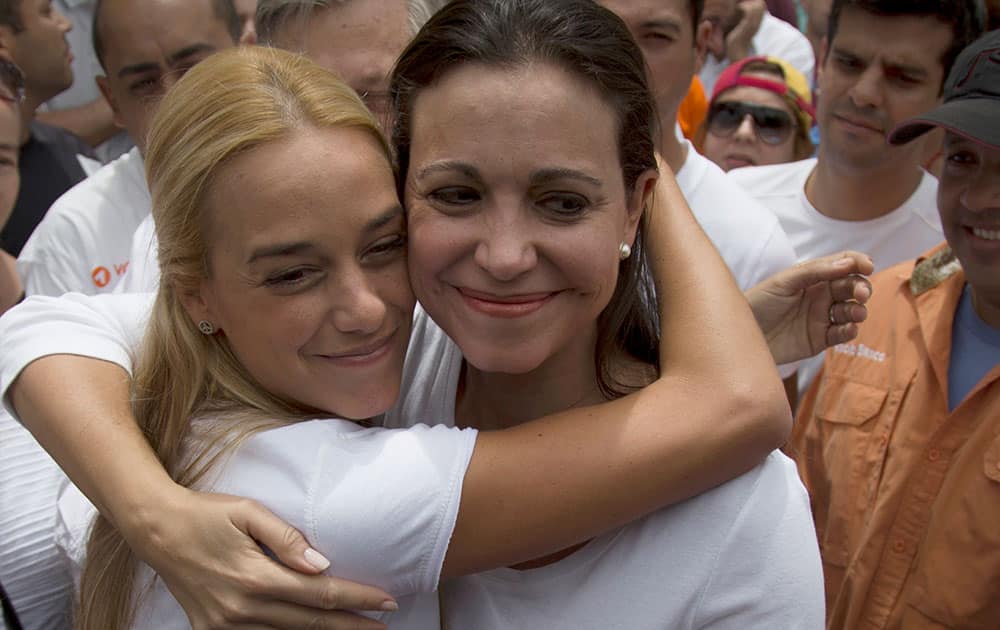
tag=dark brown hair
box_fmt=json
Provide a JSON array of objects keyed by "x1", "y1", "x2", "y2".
[
  {"x1": 827, "y1": 0, "x2": 986, "y2": 90},
  {"x1": 390, "y1": 0, "x2": 661, "y2": 398}
]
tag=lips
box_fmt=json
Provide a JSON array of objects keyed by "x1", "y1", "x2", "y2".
[
  {"x1": 723, "y1": 153, "x2": 755, "y2": 169},
  {"x1": 318, "y1": 330, "x2": 397, "y2": 365},
  {"x1": 456, "y1": 287, "x2": 558, "y2": 318},
  {"x1": 833, "y1": 113, "x2": 883, "y2": 135},
  {"x1": 969, "y1": 226, "x2": 1000, "y2": 241}
]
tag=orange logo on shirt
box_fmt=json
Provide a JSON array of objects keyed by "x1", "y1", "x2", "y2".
[
  {"x1": 92, "y1": 266, "x2": 111, "y2": 288},
  {"x1": 91, "y1": 261, "x2": 129, "y2": 289}
]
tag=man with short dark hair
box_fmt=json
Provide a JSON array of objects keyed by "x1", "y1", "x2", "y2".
[
  {"x1": 730, "y1": 0, "x2": 985, "y2": 396},
  {"x1": 16, "y1": 0, "x2": 239, "y2": 297},
  {"x1": 0, "y1": 0, "x2": 97, "y2": 257},
  {"x1": 791, "y1": 30, "x2": 1000, "y2": 629}
]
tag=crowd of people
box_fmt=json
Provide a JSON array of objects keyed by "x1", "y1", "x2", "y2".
[{"x1": 0, "y1": 0, "x2": 996, "y2": 628}]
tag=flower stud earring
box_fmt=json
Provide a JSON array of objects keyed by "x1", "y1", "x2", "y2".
[{"x1": 618, "y1": 242, "x2": 632, "y2": 260}]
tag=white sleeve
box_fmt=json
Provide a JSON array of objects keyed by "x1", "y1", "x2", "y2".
[
  {"x1": 17, "y1": 209, "x2": 92, "y2": 297},
  {"x1": 213, "y1": 421, "x2": 478, "y2": 598},
  {"x1": 692, "y1": 453, "x2": 825, "y2": 629},
  {"x1": 0, "y1": 292, "x2": 153, "y2": 417},
  {"x1": 117, "y1": 215, "x2": 160, "y2": 293}
]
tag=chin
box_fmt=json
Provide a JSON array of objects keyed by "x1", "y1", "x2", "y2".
[{"x1": 462, "y1": 343, "x2": 551, "y2": 376}]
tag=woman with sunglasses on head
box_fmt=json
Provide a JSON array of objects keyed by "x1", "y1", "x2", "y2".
[{"x1": 697, "y1": 55, "x2": 815, "y2": 172}]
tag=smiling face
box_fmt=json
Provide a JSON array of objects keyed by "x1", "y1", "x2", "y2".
[
  {"x1": 702, "y1": 79, "x2": 799, "y2": 170},
  {"x1": 404, "y1": 62, "x2": 648, "y2": 375},
  {"x1": 95, "y1": 0, "x2": 237, "y2": 153},
  {"x1": 816, "y1": 8, "x2": 951, "y2": 172},
  {"x1": 938, "y1": 133, "x2": 1000, "y2": 326},
  {"x1": 186, "y1": 125, "x2": 414, "y2": 420}
]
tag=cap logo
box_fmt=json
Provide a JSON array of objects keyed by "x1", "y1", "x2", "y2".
[{"x1": 954, "y1": 46, "x2": 1000, "y2": 89}]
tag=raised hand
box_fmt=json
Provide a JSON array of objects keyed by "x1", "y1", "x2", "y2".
[{"x1": 748, "y1": 251, "x2": 874, "y2": 365}]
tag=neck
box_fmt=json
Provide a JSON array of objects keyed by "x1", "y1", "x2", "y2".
[
  {"x1": 455, "y1": 328, "x2": 605, "y2": 430},
  {"x1": 970, "y1": 285, "x2": 1000, "y2": 330},
  {"x1": 658, "y1": 124, "x2": 689, "y2": 174},
  {"x1": 807, "y1": 148, "x2": 924, "y2": 221},
  {"x1": 19, "y1": 91, "x2": 43, "y2": 146}
]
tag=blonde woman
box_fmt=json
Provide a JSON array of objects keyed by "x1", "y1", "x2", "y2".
[
  {"x1": 0, "y1": 44, "x2": 791, "y2": 629},
  {"x1": 0, "y1": 23, "x2": 872, "y2": 630}
]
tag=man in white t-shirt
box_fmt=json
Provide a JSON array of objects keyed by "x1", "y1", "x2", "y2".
[
  {"x1": 17, "y1": 0, "x2": 241, "y2": 297},
  {"x1": 728, "y1": 0, "x2": 984, "y2": 396},
  {"x1": 700, "y1": 0, "x2": 814, "y2": 92},
  {"x1": 603, "y1": 0, "x2": 796, "y2": 293}
]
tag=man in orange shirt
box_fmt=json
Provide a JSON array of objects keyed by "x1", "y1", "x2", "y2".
[{"x1": 791, "y1": 30, "x2": 1000, "y2": 629}]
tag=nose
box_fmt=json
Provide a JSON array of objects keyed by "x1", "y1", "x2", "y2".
[
  {"x1": 847, "y1": 66, "x2": 883, "y2": 110},
  {"x1": 331, "y1": 269, "x2": 387, "y2": 335},
  {"x1": 960, "y1": 167, "x2": 1000, "y2": 212},
  {"x1": 732, "y1": 114, "x2": 757, "y2": 141},
  {"x1": 473, "y1": 205, "x2": 538, "y2": 282},
  {"x1": 54, "y1": 6, "x2": 72, "y2": 34}
]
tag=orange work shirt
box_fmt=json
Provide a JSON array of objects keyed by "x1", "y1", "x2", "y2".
[{"x1": 790, "y1": 244, "x2": 1000, "y2": 630}]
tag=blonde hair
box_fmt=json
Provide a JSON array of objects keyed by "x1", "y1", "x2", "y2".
[{"x1": 77, "y1": 46, "x2": 392, "y2": 630}]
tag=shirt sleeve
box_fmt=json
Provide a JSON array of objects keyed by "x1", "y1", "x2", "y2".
[
  {"x1": 0, "y1": 292, "x2": 153, "y2": 417},
  {"x1": 212, "y1": 421, "x2": 478, "y2": 598},
  {"x1": 692, "y1": 452, "x2": 825, "y2": 629}
]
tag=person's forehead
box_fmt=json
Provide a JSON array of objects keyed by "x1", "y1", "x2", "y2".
[
  {"x1": 100, "y1": 0, "x2": 229, "y2": 68},
  {"x1": 601, "y1": 0, "x2": 691, "y2": 25},
  {"x1": 829, "y1": 9, "x2": 951, "y2": 71}
]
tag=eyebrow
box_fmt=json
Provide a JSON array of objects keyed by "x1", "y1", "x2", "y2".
[
  {"x1": 246, "y1": 206, "x2": 404, "y2": 265},
  {"x1": 641, "y1": 19, "x2": 681, "y2": 33},
  {"x1": 532, "y1": 167, "x2": 602, "y2": 188},
  {"x1": 414, "y1": 160, "x2": 480, "y2": 182},
  {"x1": 117, "y1": 43, "x2": 217, "y2": 78}
]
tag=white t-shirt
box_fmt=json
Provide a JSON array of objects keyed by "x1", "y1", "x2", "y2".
[
  {"x1": 700, "y1": 13, "x2": 815, "y2": 94},
  {"x1": 118, "y1": 213, "x2": 158, "y2": 293},
  {"x1": 0, "y1": 411, "x2": 74, "y2": 630},
  {"x1": 17, "y1": 147, "x2": 150, "y2": 297},
  {"x1": 0, "y1": 293, "x2": 477, "y2": 630},
  {"x1": 677, "y1": 142, "x2": 796, "y2": 292},
  {"x1": 727, "y1": 157, "x2": 944, "y2": 394},
  {"x1": 384, "y1": 307, "x2": 826, "y2": 630}
]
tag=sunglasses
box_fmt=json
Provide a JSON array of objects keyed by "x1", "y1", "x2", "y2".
[
  {"x1": 0, "y1": 58, "x2": 24, "y2": 105},
  {"x1": 706, "y1": 101, "x2": 795, "y2": 145}
]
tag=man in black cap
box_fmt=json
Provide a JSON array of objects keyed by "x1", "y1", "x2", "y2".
[{"x1": 789, "y1": 30, "x2": 1000, "y2": 630}]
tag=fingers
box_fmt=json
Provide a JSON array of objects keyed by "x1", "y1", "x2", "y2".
[
  {"x1": 828, "y1": 275, "x2": 873, "y2": 305},
  {"x1": 761, "y1": 251, "x2": 874, "y2": 297},
  {"x1": 192, "y1": 603, "x2": 389, "y2": 630},
  {"x1": 233, "y1": 498, "x2": 330, "y2": 574},
  {"x1": 260, "y1": 570, "x2": 399, "y2": 613},
  {"x1": 826, "y1": 322, "x2": 860, "y2": 347},
  {"x1": 827, "y1": 301, "x2": 868, "y2": 326}
]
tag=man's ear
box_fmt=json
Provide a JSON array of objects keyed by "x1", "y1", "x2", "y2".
[
  {"x1": 694, "y1": 19, "x2": 712, "y2": 73},
  {"x1": 624, "y1": 169, "x2": 659, "y2": 245},
  {"x1": 95, "y1": 75, "x2": 126, "y2": 130}
]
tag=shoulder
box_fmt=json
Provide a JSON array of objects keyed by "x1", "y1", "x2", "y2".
[
  {"x1": 28, "y1": 121, "x2": 96, "y2": 159},
  {"x1": 755, "y1": 13, "x2": 814, "y2": 65},
  {"x1": 728, "y1": 158, "x2": 814, "y2": 198}
]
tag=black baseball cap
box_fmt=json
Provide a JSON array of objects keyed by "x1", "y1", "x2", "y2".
[{"x1": 889, "y1": 30, "x2": 1000, "y2": 149}]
